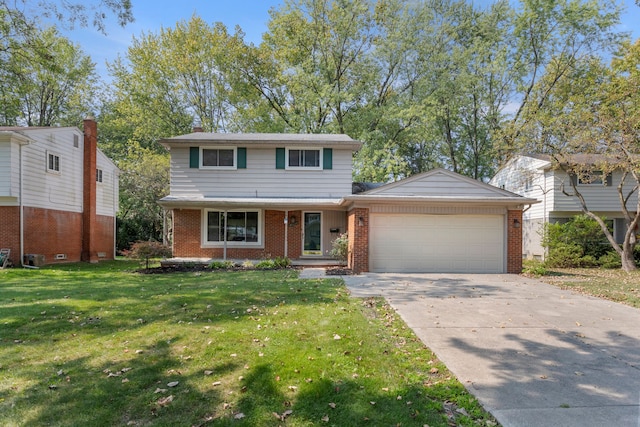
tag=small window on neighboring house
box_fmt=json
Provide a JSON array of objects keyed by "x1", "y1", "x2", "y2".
[
  {"x1": 96, "y1": 168, "x2": 103, "y2": 183},
  {"x1": 286, "y1": 148, "x2": 321, "y2": 169},
  {"x1": 575, "y1": 170, "x2": 612, "y2": 186},
  {"x1": 47, "y1": 152, "x2": 60, "y2": 173},
  {"x1": 200, "y1": 147, "x2": 236, "y2": 169},
  {"x1": 73, "y1": 134, "x2": 79, "y2": 148}
]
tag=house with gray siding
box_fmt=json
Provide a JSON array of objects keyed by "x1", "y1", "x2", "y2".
[
  {"x1": 490, "y1": 154, "x2": 638, "y2": 260},
  {"x1": 159, "y1": 130, "x2": 536, "y2": 273}
]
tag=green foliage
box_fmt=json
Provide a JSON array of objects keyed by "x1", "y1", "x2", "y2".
[
  {"x1": 208, "y1": 260, "x2": 237, "y2": 270},
  {"x1": 522, "y1": 259, "x2": 549, "y2": 276},
  {"x1": 0, "y1": 26, "x2": 98, "y2": 126},
  {"x1": 254, "y1": 256, "x2": 291, "y2": 270},
  {"x1": 599, "y1": 251, "x2": 622, "y2": 269},
  {"x1": 122, "y1": 240, "x2": 172, "y2": 270},
  {"x1": 330, "y1": 233, "x2": 349, "y2": 263},
  {"x1": 543, "y1": 216, "x2": 612, "y2": 268}
]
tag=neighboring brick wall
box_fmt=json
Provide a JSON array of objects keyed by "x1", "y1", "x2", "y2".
[
  {"x1": 24, "y1": 207, "x2": 83, "y2": 263},
  {"x1": 347, "y1": 208, "x2": 369, "y2": 273},
  {"x1": 0, "y1": 206, "x2": 20, "y2": 265},
  {"x1": 507, "y1": 210, "x2": 523, "y2": 274},
  {"x1": 172, "y1": 208, "x2": 303, "y2": 260}
]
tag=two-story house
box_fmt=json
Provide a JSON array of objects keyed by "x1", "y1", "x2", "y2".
[
  {"x1": 159, "y1": 130, "x2": 536, "y2": 274},
  {"x1": 490, "y1": 154, "x2": 637, "y2": 260},
  {"x1": 0, "y1": 119, "x2": 119, "y2": 266}
]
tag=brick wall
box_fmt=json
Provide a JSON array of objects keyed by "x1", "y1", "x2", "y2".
[
  {"x1": 82, "y1": 118, "x2": 98, "y2": 262},
  {"x1": 507, "y1": 210, "x2": 523, "y2": 274},
  {"x1": 347, "y1": 208, "x2": 369, "y2": 273},
  {"x1": 0, "y1": 206, "x2": 20, "y2": 265},
  {"x1": 94, "y1": 215, "x2": 115, "y2": 260},
  {"x1": 172, "y1": 208, "x2": 304, "y2": 260},
  {"x1": 24, "y1": 207, "x2": 83, "y2": 263}
]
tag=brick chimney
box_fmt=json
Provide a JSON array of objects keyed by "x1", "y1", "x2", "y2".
[
  {"x1": 82, "y1": 117, "x2": 98, "y2": 263},
  {"x1": 192, "y1": 126, "x2": 204, "y2": 133}
]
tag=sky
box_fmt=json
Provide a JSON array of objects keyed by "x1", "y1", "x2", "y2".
[{"x1": 55, "y1": 0, "x2": 640, "y2": 82}]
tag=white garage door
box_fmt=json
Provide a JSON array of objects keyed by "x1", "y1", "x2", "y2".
[{"x1": 370, "y1": 214, "x2": 504, "y2": 273}]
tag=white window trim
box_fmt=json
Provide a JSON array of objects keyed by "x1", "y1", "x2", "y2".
[
  {"x1": 96, "y1": 168, "x2": 103, "y2": 184},
  {"x1": 285, "y1": 147, "x2": 322, "y2": 170},
  {"x1": 46, "y1": 150, "x2": 61, "y2": 174},
  {"x1": 200, "y1": 146, "x2": 237, "y2": 170},
  {"x1": 201, "y1": 208, "x2": 263, "y2": 247}
]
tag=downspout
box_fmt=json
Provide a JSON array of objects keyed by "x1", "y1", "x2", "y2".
[{"x1": 19, "y1": 142, "x2": 25, "y2": 267}]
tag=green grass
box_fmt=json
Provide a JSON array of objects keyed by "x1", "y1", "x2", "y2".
[
  {"x1": 540, "y1": 268, "x2": 640, "y2": 309},
  {"x1": 0, "y1": 261, "x2": 497, "y2": 426}
]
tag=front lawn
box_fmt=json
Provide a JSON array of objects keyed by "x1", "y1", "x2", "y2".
[
  {"x1": 539, "y1": 268, "x2": 640, "y2": 309},
  {"x1": 0, "y1": 261, "x2": 496, "y2": 426}
]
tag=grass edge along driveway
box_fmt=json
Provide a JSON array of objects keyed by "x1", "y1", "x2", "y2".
[{"x1": 0, "y1": 261, "x2": 498, "y2": 426}]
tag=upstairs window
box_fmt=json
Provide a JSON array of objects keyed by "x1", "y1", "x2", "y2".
[
  {"x1": 201, "y1": 147, "x2": 235, "y2": 168},
  {"x1": 286, "y1": 148, "x2": 321, "y2": 170},
  {"x1": 572, "y1": 171, "x2": 612, "y2": 186},
  {"x1": 47, "y1": 152, "x2": 60, "y2": 173}
]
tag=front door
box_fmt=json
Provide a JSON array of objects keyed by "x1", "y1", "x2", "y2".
[{"x1": 303, "y1": 212, "x2": 322, "y2": 255}]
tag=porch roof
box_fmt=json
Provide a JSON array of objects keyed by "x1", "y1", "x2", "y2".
[{"x1": 158, "y1": 195, "x2": 346, "y2": 210}]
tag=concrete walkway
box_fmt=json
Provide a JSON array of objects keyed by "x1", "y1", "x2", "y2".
[{"x1": 342, "y1": 273, "x2": 640, "y2": 427}]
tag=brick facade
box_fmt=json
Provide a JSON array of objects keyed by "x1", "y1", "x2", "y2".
[
  {"x1": 0, "y1": 207, "x2": 114, "y2": 266},
  {"x1": 507, "y1": 210, "x2": 523, "y2": 274},
  {"x1": 347, "y1": 207, "x2": 369, "y2": 274},
  {"x1": 172, "y1": 209, "x2": 304, "y2": 260},
  {"x1": 82, "y1": 118, "x2": 98, "y2": 262},
  {"x1": 0, "y1": 206, "x2": 20, "y2": 265}
]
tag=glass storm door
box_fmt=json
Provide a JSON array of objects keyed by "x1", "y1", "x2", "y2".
[{"x1": 303, "y1": 212, "x2": 322, "y2": 255}]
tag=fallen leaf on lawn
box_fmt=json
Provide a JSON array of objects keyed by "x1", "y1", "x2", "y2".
[
  {"x1": 154, "y1": 388, "x2": 167, "y2": 394},
  {"x1": 135, "y1": 350, "x2": 144, "y2": 354},
  {"x1": 234, "y1": 413, "x2": 245, "y2": 420},
  {"x1": 121, "y1": 367, "x2": 132, "y2": 373},
  {"x1": 230, "y1": 353, "x2": 237, "y2": 357},
  {"x1": 223, "y1": 402, "x2": 231, "y2": 409},
  {"x1": 204, "y1": 370, "x2": 213, "y2": 376},
  {"x1": 167, "y1": 381, "x2": 179, "y2": 388},
  {"x1": 288, "y1": 385, "x2": 298, "y2": 391},
  {"x1": 212, "y1": 381, "x2": 222, "y2": 386},
  {"x1": 157, "y1": 395, "x2": 173, "y2": 407},
  {"x1": 122, "y1": 378, "x2": 129, "y2": 383},
  {"x1": 382, "y1": 387, "x2": 389, "y2": 392},
  {"x1": 328, "y1": 402, "x2": 336, "y2": 409},
  {"x1": 430, "y1": 367, "x2": 439, "y2": 374},
  {"x1": 370, "y1": 401, "x2": 376, "y2": 405},
  {"x1": 322, "y1": 415, "x2": 329, "y2": 422}
]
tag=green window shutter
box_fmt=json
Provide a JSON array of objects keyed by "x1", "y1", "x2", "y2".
[
  {"x1": 276, "y1": 148, "x2": 285, "y2": 169},
  {"x1": 237, "y1": 147, "x2": 247, "y2": 169},
  {"x1": 323, "y1": 148, "x2": 333, "y2": 170},
  {"x1": 189, "y1": 147, "x2": 199, "y2": 168}
]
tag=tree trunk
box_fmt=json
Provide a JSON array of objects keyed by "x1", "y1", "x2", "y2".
[{"x1": 621, "y1": 244, "x2": 637, "y2": 272}]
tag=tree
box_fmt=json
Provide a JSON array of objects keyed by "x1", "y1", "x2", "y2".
[
  {"x1": 1, "y1": 27, "x2": 98, "y2": 126},
  {"x1": 514, "y1": 40, "x2": 640, "y2": 271}
]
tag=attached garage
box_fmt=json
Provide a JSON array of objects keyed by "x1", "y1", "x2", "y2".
[
  {"x1": 369, "y1": 213, "x2": 504, "y2": 273},
  {"x1": 344, "y1": 168, "x2": 539, "y2": 274}
]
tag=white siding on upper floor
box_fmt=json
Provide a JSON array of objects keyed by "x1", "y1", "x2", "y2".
[
  {"x1": 169, "y1": 146, "x2": 353, "y2": 198},
  {"x1": 551, "y1": 170, "x2": 638, "y2": 212},
  {"x1": 20, "y1": 128, "x2": 84, "y2": 213},
  {"x1": 490, "y1": 156, "x2": 552, "y2": 221},
  {"x1": 0, "y1": 141, "x2": 15, "y2": 199},
  {"x1": 96, "y1": 150, "x2": 119, "y2": 216}
]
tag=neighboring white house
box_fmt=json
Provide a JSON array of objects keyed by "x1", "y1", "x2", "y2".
[
  {"x1": 490, "y1": 154, "x2": 638, "y2": 260},
  {"x1": 0, "y1": 119, "x2": 119, "y2": 265},
  {"x1": 158, "y1": 130, "x2": 536, "y2": 273}
]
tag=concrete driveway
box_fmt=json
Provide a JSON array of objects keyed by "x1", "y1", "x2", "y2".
[{"x1": 342, "y1": 273, "x2": 640, "y2": 427}]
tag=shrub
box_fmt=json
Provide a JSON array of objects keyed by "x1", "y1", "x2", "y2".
[
  {"x1": 255, "y1": 257, "x2": 291, "y2": 270},
  {"x1": 208, "y1": 260, "x2": 236, "y2": 270},
  {"x1": 599, "y1": 252, "x2": 622, "y2": 269},
  {"x1": 330, "y1": 233, "x2": 348, "y2": 263},
  {"x1": 124, "y1": 241, "x2": 172, "y2": 270},
  {"x1": 543, "y1": 215, "x2": 612, "y2": 268},
  {"x1": 522, "y1": 259, "x2": 548, "y2": 276}
]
